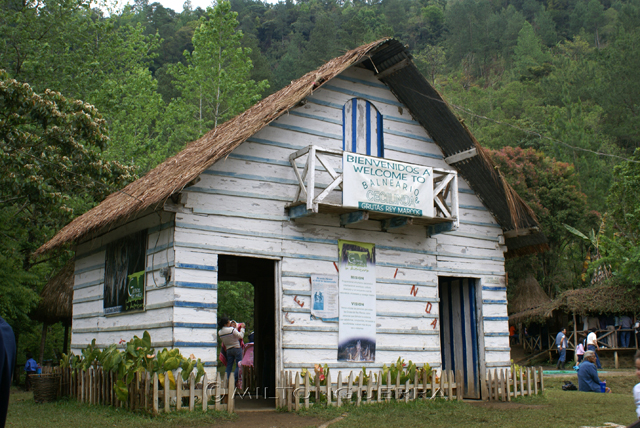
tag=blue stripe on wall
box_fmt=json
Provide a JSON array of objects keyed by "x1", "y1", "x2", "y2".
[
  {"x1": 174, "y1": 301, "x2": 218, "y2": 309},
  {"x1": 351, "y1": 98, "x2": 357, "y2": 152},
  {"x1": 173, "y1": 323, "x2": 217, "y2": 329},
  {"x1": 366, "y1": 101, "x2": 371, "y2": 155},
  {"x1": 175, "y1": 263, "x2": 217, "y2": 271},
  {"x1": 173, "y1": 342, "x2": 217, "y2": 347},
  {"x1": 175, "y1": 281, "x2": 217, "y2": 290},
  {"x1": 482, "y1": 286, "x2": 507, "y2": 291}
]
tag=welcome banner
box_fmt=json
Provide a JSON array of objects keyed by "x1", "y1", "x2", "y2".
[
  {"x1": 343, "y1": 152, "x2": 433, "y2": 217},
  {"x1": 337, "y1": 240, "x2": 376, "y2": 362}
]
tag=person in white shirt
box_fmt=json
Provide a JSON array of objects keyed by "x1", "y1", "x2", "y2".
[
  {"x1": 634, "y1": 350, "x2": 640, "y2": 420},
  {"x1": 218, "y1": 317, "x2": 245, "y2": 387},
  {"x1": 586, "y1": 328, "x2": 602, "y2": 369}
]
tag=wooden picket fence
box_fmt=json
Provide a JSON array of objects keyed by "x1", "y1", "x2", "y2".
[
  {"x1": 39, "y1": 366, "x2": 238, "y2": 413},
  {"x1": 281, "y1": 366, "x2": 545, "y2": 410},
  {"x1": 39, "y1": 364, "x2": 544, "y2": 413}
]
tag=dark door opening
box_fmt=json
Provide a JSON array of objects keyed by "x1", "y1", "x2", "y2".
[
  {"x1": 218, "y1": 255, "x2": 276, "y2": 401},
  {"x1": 438, "y1": 277, "x2": 481, "y2": 399}
]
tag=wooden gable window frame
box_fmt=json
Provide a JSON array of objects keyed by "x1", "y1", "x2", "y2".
[
  {"x1": 342, "y1": 98, "x2": 384, "y2": 158},
  {"x1": 103, "y1": 229, "x2": 147, "y2": 315}
]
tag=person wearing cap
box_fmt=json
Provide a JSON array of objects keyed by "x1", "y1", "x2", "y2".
[
  {"x1": 578, "y1": 350, "x2": 611, "y2": 393},
  {"x1": 218, "y1": 317, "x2": 245, "y2": 388}
]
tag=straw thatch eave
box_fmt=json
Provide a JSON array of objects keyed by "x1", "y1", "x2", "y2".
[
  {"x1": 36, "y1": 39, "x2": 547, "y2": 257},
  {"x1": 508, "y1": 274, "x2": 551, "y2": 315},
  {"x1": 31, "y1": 260, "x2": 74, "y2": 325}
]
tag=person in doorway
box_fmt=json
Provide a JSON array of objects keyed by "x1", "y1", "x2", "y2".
[
  {"x1": 24, "y1": 352, "x2": 38, "y2": 391},
  {"x1": 556, "y1": 328, "x2": 568, "y2": 370},
  {"x1": 1, "y1": 317, "x2": 16, "y2": 428},
  {"x1": 578, "y1": 351, "x2": 610, "y2": 392},
  {"x1": 619, "y1": 314, "x2": 633, "y2": 348},
  {"x1": 509, "y1": 325, "x2": 518, "y2": 345},
  {"x1": 218, "y1": 317, "x2": 245, "y2": 388},
  {"x1": 587, "y1": 328, "x2": 602, "y2": 369}
]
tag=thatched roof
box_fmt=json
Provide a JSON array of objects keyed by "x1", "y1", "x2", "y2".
[
  {"x1": 31, "y1": 260, "x2": 74, "y2": 324},
  {"x1": 509, "y1": 282, "x2": 640, "y2": 324},
  {"x1": 36, "y1": 39, "x2": 547, "y2": 257},
  {"x1": 508, "y1": 274, "x2": 551, "y2": 315}
]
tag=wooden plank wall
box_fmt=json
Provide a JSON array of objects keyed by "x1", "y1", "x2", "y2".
[
  {"x1": 71, "y1": 211, "x2": 179, "y2": 357},
  {"x1": 172, "y1": 66, "x2": 511, "y2": 375}
]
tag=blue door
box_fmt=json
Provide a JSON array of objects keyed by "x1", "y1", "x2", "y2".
[
  {"x1": 439, "y1": 277, "x2": 480, "y2": 398},
  {"x1": 342, "y1": 98, "x2": 384, "y2": 157}
]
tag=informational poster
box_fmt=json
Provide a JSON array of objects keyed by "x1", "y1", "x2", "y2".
[
  {"x1": 310, "y1": 274, "x2": 339, "y2": 321},
  {"x1": 124, "y1": 271, "x2": 145, "y2": 311},
  {"x1": 343, "y1": 152, "x2": 434, "y2": 218},
  {"x1": 337, "y1": 240, "x2": 376, "y2": 362}
]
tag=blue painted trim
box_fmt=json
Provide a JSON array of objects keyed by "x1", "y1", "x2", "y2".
[
  {"x1": 351, "y1": 98, "x2": 357, "y2": 152},
  {"x1": 385, "y1": 128, "x2": 434, "y2": 143},
  {"x1": 173, "y1": 341, "x2": 217, "y2": 347},
  {"x1": 483, "y1": 286, "x2": 507, "y2": 291},
  {"x1": 270, "y1": 122, "x2": 341, "y2": 140},
  {"x1": 175, "y1": 263, "x2": 217, "y2": 272},
  {"x1": 378, "y1": 111, "x2": 384, "y2": 158},
  {"x1": 289, "y1": 110, "x2": 341, "y2": 125},
  {"x1": 227, "y1": 153, "x2": 293, "y2": 168},
  {"x1": 174, "y1": 301, "x2": 218, "y2": 309},
  {"x1": 483, "y1": 300, "x2": 507, "y2": 304},
  {"x1": 366, "y1": 101, "x2": 371, "y2": 156},
  {"x1": 459, "y1": 204, "x2": 488, "y2": 211},
  {"x1": 459, "y1": 188, "x2": 475, "y2": 194},
  {"x1": 484, "y1": 316, "x2": 509, "y2": 321},
  {"x1": 74, "y1": 263, "x2": 104, "y2": 275},
  {"x1": 460, "y1": 279, "x2": 467, "y2": 380},
  {"x1": 485, "y1": 332, "x2": 510, "y2": 337},
  {"x1": 73, "y1": 279, "x2": 103, "y2": 290},
  {"x1": 385, "y1": 144, "x2": 443, "y2": 160},
  {"x1": 469, "y1": 278, "x2": 479, "y2": 391},
  {"x1": 246, "y1": 136, "x2": 302, "y2": 151},
  {"x1": 305, "y1": 96, "x2": 419, "y2": 126},
  {"x1": 148, "y1": 220, "x2": 175, "y2": 235},
  {"x1": 324, "y1": 84, "x2": 404, "y2": 108},
  {"x1": 336, "y1": 75, "x2": 387, "y2": 89},
  {"x1": 289, "y1": 204, "x2": 313, "y2": 219},
  {"x1": 173, "y1": 323, "x2": 217, "y2": 329},
  {"x1": 459, "y1": 220, "x2": 502, "y2": 228},
  {"x1": 175, "y1": 281, "x2": 217, "y2": 290},
  {"x1": 186, "y1": 186, "x2": 293, "y2": 202},
  {"x1": 146, "y1": 242, "x2": 174, "y2": 255}
]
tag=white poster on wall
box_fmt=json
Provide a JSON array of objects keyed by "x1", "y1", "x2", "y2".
[
  {"x1": 310, "y1": 274, "x2": 339, "y2": 321},
  {"x1": 343, "y1": 152, "x2": 434, "y2": 218},
  {"x1": 337, "y1": 240, "x2": 376, "y2": 362}
]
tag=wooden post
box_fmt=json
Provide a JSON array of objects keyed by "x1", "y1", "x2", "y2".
[
  {"x1": 487, "y1": 370, "x2": 493, "y2": 401},
  {"x1": 336, "y1": 371, "x2": 342, "y2": 407},
  {"x1": 519, "y1": 367, "x2": 525, "y2": 397},
  {"x1": 526, "y1": 368, "x2": 532, "y2": 396},
  {"x1": 202, "y1": 372, "x2": 208, "y2": 412},
  {"x1": 431, "y1": 371, "x2": 436, "y2": 399},
  {"x1": 506, "y1": 369, "x2": 511, "y2": 402},
  {"x1": 227, "y1": 372, "x2": 235, "y2": 413},
  {"x1": 164, "y1": 372, "x2": 170, "y2": 413},
  {"x1": 447, "y1": 370, "x2": 453, "y2": 400},
  {"x1": 152, "y1": 373, "x2": 159, "y2": 414},
  {"x1": 189, "y1": 373, "x2": 195, "y2": 411},
  {"x1": 533, "y1": 367, "x2": 538, "y2": 395},
  {"x1": 386, "y1": 371, "x2": 391, "y2": 403},
  {"x1": 539, "y1": 366, "x2": 544, "y2": 391},
  {"x1": 347, "y1": 372, "x2": 353, "y2": 405},
  {"x1": 304, "y1": 373, "x2": 310, "y2": 409},
  {"x1": 456, "y1": 369, "x2": 463, "y2": 400},
  {"x1": 326, "y1": 370, "x2": 332, "y2": 407},
  {"x1": 357, "y1": 373, "x2": 363, "y2": 406},
  {"x1": 176, "y1": 372, "x2": 182, "y2": 411},
  {"x1": 395, "y1": 372, "x2": 400, "y2": 401},
  {"x1": 615, "y1": 351, "x2": 619, "y2": 369},
  {"x1": 404, "y1": 378, "x2": 410, "y2": 403},
  {"x1": 214, "y1": 372, "x2": 222, "y2": 411},
  {"x1": 376, "y1": 371, "x2": 382, "y2": 403},
  {"x1": 366, "y1": 372, "x2": 373, "y2": 404},
  {"x1": 294, "y1": 372, "x2": 300, "y2": 411},
  {"x1": 500, "y1": 369, "x2": 506, "y2": 401},
  {"x1": 413, "y1": 371, "x2": 418, "y2": 402},
  {"x1": 314, "y1": 373, "x2": 319, "y2": 403}
]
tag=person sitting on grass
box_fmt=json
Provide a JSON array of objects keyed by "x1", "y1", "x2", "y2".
[{"x1": 578, "y1": 350, "x2": 611, "y2": 393}]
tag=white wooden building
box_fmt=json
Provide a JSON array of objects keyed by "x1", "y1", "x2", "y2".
[{"x1": 38, "y1": 39, "x2": 547, "y2": 400}]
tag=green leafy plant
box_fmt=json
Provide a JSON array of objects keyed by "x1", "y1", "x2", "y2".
[
  {"x1": 60, "y1": 331, "x2": 205, "y2": 404},
  {"x1": 379, "y1": 358, "x2": 433, "y2": 385}
]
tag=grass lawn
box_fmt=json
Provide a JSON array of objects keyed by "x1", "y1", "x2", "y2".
[{"x1": 6, "y1": 371, "x2": 639, "y2": 428}]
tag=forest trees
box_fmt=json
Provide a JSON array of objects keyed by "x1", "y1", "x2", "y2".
[{"x1": 168, "y1": 1, "x2": 269, "y2": 141}]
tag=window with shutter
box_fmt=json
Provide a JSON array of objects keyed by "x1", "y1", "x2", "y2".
[{"x1": 342, "y1": 98, "x2": 384, "y2": 158}]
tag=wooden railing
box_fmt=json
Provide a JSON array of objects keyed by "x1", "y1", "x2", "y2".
[
  {"x1": 280, "y1": 367, "x2": 544, "y2": 409},
  {"x1": 288, "y1": 145, "x2": 459, "y2": 226}
]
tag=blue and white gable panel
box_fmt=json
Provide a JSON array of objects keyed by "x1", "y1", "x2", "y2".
[{"x1": 342, "y1": 98, "x2": 384, "y2": 158}]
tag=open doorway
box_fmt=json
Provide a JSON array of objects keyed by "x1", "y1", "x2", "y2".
[
  {"x1": 217, "y1": 255, "x2": 276, "y2": 405},
  {"x1": 438, "y1": 277, "x2": 481, "y2": 399}
]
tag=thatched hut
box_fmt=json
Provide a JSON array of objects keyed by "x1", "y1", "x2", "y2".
[
  {"x1": 508, "y1": 274, "x2": 552, "y2": 320},
  {"x1": 30, "y1": 260, "x2": 74, "y2": 363},
  {"x1": 36, "y1": 39, "x2": 547, "y2": 402}
]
